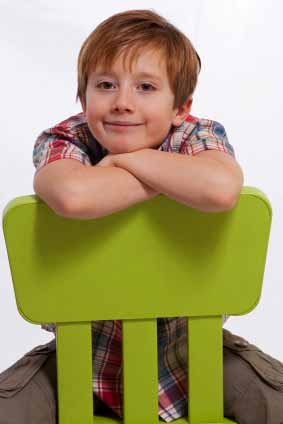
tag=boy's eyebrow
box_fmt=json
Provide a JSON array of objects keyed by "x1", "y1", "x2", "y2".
[
  {"x1": 92, "y1": 71, "x2": 163, "y2": 82},
  {"x1": 134, "y1": 72, "x2": 163, "y2": 82}
]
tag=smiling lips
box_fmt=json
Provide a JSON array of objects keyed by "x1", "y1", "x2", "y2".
[{"x1": 104, "y1": 121, "x2": 143, "y2": 126}]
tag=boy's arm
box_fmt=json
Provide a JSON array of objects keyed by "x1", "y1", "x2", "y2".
[
  {"x1": 33, "y1": 159, "x2": 159, "y2": 219},
  {"x1": 103, "y1": 118, "x2": 243, "y2": 213},
  {"x1": 111, "y1": 148, "x2": 244, "y2": 213},
  {"x1": 33, "y1": 114, "x2": 242, "y2": 219},
  {"x1": 61, "y1": 146, "x2": 243, "y2": 220},
  {"x1": 66, "y1": 123, "x2": 242, "y2": 218}
]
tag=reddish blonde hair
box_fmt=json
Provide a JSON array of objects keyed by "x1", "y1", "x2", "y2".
[{"x1": 76, "y1": 9, "x2": 201, "y2": 110}]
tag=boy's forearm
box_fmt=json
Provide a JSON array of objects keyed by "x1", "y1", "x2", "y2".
[
  {"x1": 114, "y1": 148, "x2": 243, "y2": 213},
  {"x1": 62, "y1": 145, "x2": 242, "y2": 220},
  {"x1": 64, "y1": 165, "x2": 158, "y2": 220}
]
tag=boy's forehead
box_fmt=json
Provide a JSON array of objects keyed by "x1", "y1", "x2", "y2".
[{"x1": 91, "y1": 47, "x2": 167, "y2": 78}]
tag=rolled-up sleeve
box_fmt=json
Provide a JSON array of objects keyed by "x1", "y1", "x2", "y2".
[
  {"x1": 184, "y1": 119, "x2": 236, "y2": 158},
  {"x1": 158, "y1": 116, "x2": 236, "y2": 159},
  {"x1": 32, "y1": 127, "x2": 92, "y2": 175}
]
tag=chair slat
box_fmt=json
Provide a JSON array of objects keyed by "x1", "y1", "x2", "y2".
[
  {"x1": 188, "y1": 316, "x2": 224, "y2": 423},
  {"x1": 56, "y1": 322, "x2": 93, "y2": 424},
  {"x1": 122, "y1": 319, "x2": 159, "y2": 424}
]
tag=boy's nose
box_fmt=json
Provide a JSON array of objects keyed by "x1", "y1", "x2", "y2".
[{"x1": 111, "y1": 88, "x2": 135, "y2": 112}]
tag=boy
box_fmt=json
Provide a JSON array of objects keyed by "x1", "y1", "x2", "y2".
[{"x1": 31, "y1": 9, "x2": 283, "y2": 424}]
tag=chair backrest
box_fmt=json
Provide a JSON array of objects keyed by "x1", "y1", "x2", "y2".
[{"x1": 2, "y1": 186, "x2": 272, "y2": 424}]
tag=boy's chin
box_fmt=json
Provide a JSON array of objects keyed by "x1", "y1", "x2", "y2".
[{"x1": 99, "y1": 138, "x2": 161, "y2": 153}]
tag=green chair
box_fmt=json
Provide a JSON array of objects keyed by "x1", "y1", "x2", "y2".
[{"x1": 2, "y1": 186, "x2": 272, "y2": 424}]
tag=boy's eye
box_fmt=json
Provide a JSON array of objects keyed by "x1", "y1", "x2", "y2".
[
  {"x1": 139, "y1": 83, "x2": 155, "y2": 91},
  {"x1": 96, "y1": 81, "x2": 115, "y2": 89}
]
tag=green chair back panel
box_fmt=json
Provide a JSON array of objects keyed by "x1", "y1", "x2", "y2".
[
  {"x1": 2, "y1": 187, "x2": 271, "y2": 324},
  {"x1": 2, "y1": 187, "x2": 272, "y2": 424}
]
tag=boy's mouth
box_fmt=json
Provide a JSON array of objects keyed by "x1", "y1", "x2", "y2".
[{"x1": 104, "y1": 121, "x2": 143, "y2": 126}]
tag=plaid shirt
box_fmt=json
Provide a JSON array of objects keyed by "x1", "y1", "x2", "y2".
[{"x1": 32, "y1": 112, "x2": 234, "y2": 422}]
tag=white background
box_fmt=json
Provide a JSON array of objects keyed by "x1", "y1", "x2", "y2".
[{"x1": 0, "y1": 0, "x2": 282, "y2": 372}]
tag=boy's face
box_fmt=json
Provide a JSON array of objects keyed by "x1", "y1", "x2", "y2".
[{"x1": 83, "y1": 47, "x2": 192, "y2": 154}]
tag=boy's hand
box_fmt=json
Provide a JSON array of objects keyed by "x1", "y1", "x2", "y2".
[
  {"x1": 96, "y1": 152, "x2": 133, "y2": 168},
  {"x1": 96, "y1": 149, "x2": 150, "y2": 168},
  {"x1": 96, "y1": 153, "x2": 119, "y2": 167},
  {"x1": 96, "y1": 150, "x2": 161, "y2": 199}
]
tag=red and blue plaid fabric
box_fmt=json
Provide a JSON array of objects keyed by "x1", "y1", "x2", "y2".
[{"x1": 32, "y1": 112, "x2": 233, "y2": 422}]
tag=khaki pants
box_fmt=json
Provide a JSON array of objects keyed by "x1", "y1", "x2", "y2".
[{"x1": 1, "y1": 329, "x2": 283, "y2": 424}]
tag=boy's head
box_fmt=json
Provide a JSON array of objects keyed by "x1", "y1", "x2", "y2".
[{"x1": 76, "y1": 9, "x2": 201, "y2": 153}]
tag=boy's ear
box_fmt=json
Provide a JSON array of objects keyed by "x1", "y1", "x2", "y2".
[{"x1": 172, "y1": 96, "x2": 193, "y2": 127}]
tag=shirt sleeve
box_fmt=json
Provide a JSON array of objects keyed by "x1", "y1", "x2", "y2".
[
  {"x1": 32, "y1": 122, "x2": 92, "y2": 175},
  {"x1": 184, "y1": 118, "x2": 236, "y2": 158}
]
